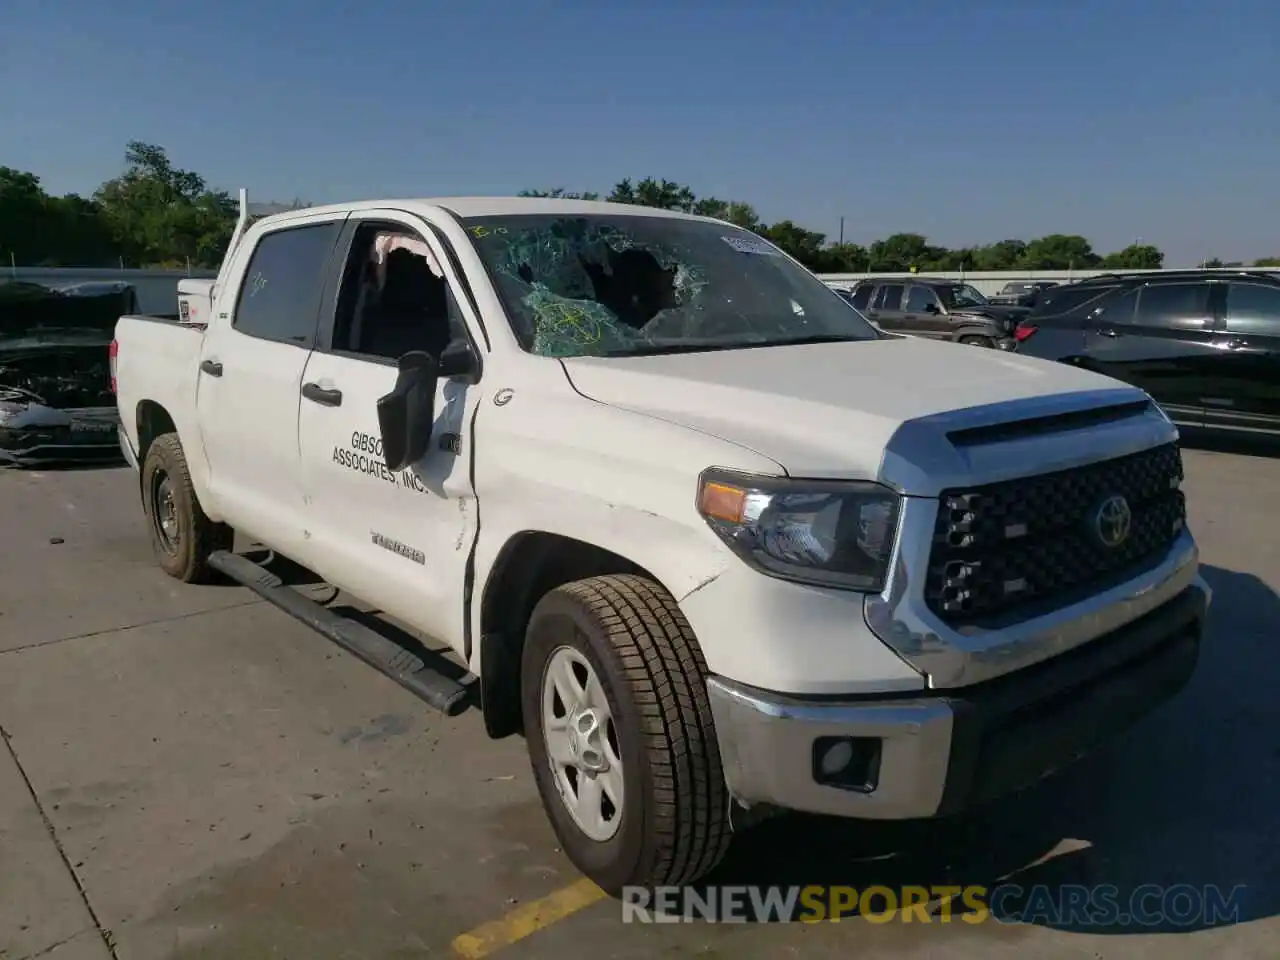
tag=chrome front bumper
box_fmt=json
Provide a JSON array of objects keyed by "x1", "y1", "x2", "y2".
[{"x1": 708, "y1": 577, "x2": 1210, "y2": 820}]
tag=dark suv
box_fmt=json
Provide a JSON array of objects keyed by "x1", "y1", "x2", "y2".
[
  {"x1": 1013, "y1": 270, "x2": 1280, "y2": 436},
  {"x1": 989, "y1": 280, "x2": 1059, "y2": 306},
  {"x1": 847, "y1": 276, "x2": 1028, "y2": 348}
]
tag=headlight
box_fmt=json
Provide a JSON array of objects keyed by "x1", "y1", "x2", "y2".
[{"x1": 695, "y1": 469, "x2": 901, "y2": 592}]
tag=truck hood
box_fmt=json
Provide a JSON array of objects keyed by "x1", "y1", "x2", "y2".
[{"x1": 561, "y1": 336, "x2": 1150, "y2": 490}]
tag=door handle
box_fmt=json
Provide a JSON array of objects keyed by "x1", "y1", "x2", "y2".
[
  {"x1": 302, "y1": 382, "x2": 343, "y2": 407},
  {"x1": 1220, "y1": 338, "x2": 1248, "y2": 351},
  {"x1": 200, "y1": 359, "x2": 223, "y2": 376},
  {"x1": 1097, "y1": 327, "x2": 1121, "y2": 338}
]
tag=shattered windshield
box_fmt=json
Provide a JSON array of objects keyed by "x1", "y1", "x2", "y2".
[{"x1": 460, "y1": 214, "x2": 881, "y2": 358}]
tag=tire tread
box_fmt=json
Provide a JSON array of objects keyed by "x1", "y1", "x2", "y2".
[{"x1": 555, "y1": 573, "x2": 732, "y2": 888}]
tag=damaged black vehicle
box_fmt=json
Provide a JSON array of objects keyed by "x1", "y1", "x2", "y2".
[{"x1": 0, "y1": 281, "x2": 130, "y2": 466}]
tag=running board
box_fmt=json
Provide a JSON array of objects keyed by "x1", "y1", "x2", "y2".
[{"x1": 208, "y1": 550, "x2": 472, "y2": 716}]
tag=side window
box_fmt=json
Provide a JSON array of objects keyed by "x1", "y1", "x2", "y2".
[
  {"x1": 850, "y1": 285, "x2": 873, "y2": 309},
  {"x1": 904, "y1": 285, "x2": 938, "y2": 312},
  {"x1": 332, "y1": 223, "x2": 470, "y2": 362},
  {"x1": 233, "y1": 222, "x2": 342, "y2": 345},
  {"x1": 1031, "y1": 284, "x2": 1117, "y2": 317},
  {"x1": 1225, "y1": 283, "x2": 1280, "y2": 336},
  {"x1": 1132, "y1": 283, "x2": 1212, "y2": 330},
  {"x1": 875, "y1": 284, "x2": 905, "y2": 311}
]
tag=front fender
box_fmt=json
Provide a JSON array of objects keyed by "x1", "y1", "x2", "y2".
[{"x1": 467, "y1": 378, "x2": 785, "y2": 663}]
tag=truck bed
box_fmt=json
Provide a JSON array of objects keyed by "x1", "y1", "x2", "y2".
[{"x1": 113, "y1": 312, "x2": 207, "y2": 468}]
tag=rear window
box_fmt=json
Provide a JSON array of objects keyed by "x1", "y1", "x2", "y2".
[{"x1": 1029, "y1": 284, "x2": 1117, "y2": 317}]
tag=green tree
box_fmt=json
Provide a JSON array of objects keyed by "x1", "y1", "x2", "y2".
[
  {"x1": 1017, "y1": 234, "x2": 1101, "y2": 270},
  {"x1": 972, "y1": 239, "x2": 1026, "y2": 271},
  {"x1": 93, "y1": 141, "x2": 237, "y2": 267},
  {"x1": 1100, "y1": 244, "x2": 1164, "y2": 269},
  {"x1": 868, "y1": 233, "x2": 941, "y2": 272}
]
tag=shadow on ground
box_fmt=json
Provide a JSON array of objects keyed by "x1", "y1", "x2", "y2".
[{"x1": 682, "y1": 563, "x2": 1277, "y2": 935}]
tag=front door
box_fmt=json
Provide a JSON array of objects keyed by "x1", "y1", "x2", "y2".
[
  {"x1": 1204, "y1": 280, "x2": 1280, "y2": 432},
  {"x1": 1081, "y1": 280, "x2": 1219, "y2": 426},
  {"x1": 901, "y1": 284, "x2": 948, "y2": 338},
  {"x1": 296, "y1": 213, "x2": 486, "y2": 657}
]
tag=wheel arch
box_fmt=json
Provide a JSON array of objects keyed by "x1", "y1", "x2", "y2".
[{"x1": 476, "y1": 530, "x2": 677, "y2": 739}]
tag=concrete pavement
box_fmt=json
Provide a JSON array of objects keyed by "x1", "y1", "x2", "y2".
[{"x1": 0, "y1": 443, "x2": 1277, "y2": 959}]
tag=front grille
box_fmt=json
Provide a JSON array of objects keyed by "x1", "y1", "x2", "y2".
[{"x1": 924, "y1": 442, "x2": 1186, "y2": 627}]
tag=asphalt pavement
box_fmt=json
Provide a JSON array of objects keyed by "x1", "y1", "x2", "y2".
[{"x1": 1, "y1": 439, "x2": 1277, "y2": 959}]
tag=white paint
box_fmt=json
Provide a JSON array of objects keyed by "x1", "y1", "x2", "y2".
[{"x1": 113, "y1": 196, "x2": 1187, "y2": 698}]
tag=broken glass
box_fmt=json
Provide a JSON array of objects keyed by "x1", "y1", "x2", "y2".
[{"x1": 460, "y1": 215, "x2": 880, "y2": 358}]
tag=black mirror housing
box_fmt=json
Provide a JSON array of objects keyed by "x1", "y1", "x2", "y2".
[
  {"x1": 377, "y1": 351, "x2": 438, "y2": 472},
  {"x1": 439, "y1": 341, "x2": 479, "y2": 381}
]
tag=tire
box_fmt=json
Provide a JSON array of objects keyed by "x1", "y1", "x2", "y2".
[
  {"x1": 959, "y1": 335, "x2": 994, "y2": 348},
  {"x1": 140, "y1": 433, "x2": 233, "y2": 583},
  {"x1": 521, "y1": 574, "x2": 732, "y2": 895}
]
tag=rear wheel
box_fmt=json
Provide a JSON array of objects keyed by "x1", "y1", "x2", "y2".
[
  {"x1": 959, "y1": 335, "x2": 994, "y2": 348},
  {"x1": 141, "y1": 433, "x2": 233, "y2": 583},
  {"x1": 521, "y1": 574, "x2": 732, "y2": 894}
]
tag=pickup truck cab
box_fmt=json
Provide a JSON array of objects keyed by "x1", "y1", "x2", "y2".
[{"x1": 113, "y1": 197, "x2": 1209, "y2": 894}]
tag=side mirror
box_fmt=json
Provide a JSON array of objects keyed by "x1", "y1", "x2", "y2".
[
  {"x1": 377, "y1": 351, "x2": 438, "y2": 472},
  {"x1": 438, "y1": 341, "x2": 479, "y2": 381},
  {"x1": 924, "y1": 302, "x2": 941, "y2": 314}
]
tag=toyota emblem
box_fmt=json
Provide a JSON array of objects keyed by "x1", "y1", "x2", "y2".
[{"x1": 1094, "y1": 495, "x2": 1132, "y2": 548}]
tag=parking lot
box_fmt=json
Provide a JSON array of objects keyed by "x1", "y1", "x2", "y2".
[{"x1": 2, "y1": 439, "x2": 1278, "y2": 960}]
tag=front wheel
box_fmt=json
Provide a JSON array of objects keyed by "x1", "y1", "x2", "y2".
[
  {"x1": 140, "y1": 433, "x2": 233, "y2": 583},
  {"x1": 521, "y1": 574, "x2": 732, "y2": 894}
]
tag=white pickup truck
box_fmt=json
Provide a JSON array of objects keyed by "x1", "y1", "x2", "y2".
[{"x1": 112, "y1": 195, "x2": 1209, "y2": 894}]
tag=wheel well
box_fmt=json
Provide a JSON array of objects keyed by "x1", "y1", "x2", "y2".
[
  {"x1": 478, "y1": 531, "x2": 655, "y2": 739},
  {"x1": 136, "y1": 400, "x2": 177, "y2": 465}
]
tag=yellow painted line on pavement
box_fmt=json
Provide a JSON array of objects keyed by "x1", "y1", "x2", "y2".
[{"x1": 451, "y1": 878, "x2": 608, "y2": 958}]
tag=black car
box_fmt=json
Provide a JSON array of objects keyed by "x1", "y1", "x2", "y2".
[
  {"x1": 988, "y1": 280, "x2": 1059, "y2": 307},
  {"x1": 0, "y1": 281, "x2": 127, "y2": 466},
  {"x1": 1012, "y1": 269, "x2": 1280, "y2": 436},
  {"x1": 846, "y1": 276, "x2": 1029, "y2": 348}
]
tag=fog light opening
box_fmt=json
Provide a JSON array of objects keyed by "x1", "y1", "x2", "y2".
[{"x1": 812, "y1": 736, "x2": 882, "y2": 792}]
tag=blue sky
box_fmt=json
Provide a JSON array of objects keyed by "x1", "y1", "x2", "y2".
[{"x1": 2, "y1": 0, "x2": 1276, "y2": 265}]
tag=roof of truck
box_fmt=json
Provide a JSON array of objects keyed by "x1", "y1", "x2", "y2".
[{"x1": 256, "y1": 196, "x2": 705, "y2": 228}]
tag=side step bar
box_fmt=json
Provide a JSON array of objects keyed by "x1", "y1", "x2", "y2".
[{"x1": 209, "y1": 550, "x2": 472, "y2": 717}]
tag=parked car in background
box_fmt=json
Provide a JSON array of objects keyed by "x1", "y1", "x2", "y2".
[
  {"x1": 989, "y1": 280, "x2": 1059, "y2": 307},
  {"x1": 847, "y1": 276, "x2": 1029, "y2": 348},
  {"x1": 0, "y1": 281, "x2": 131, "y2": 466},
  {"x1": 1013, "y1": 269, "x2": 1280, "y2": 437}
]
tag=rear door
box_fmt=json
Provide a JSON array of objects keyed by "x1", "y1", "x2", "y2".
[
  {"x1": 195, "y1": 214, "x2": 346, "y2": 554},
  {"x1": 865, "y1": 283, "x2": 907, "y2": 332},
  {"x1": 1080, "y1": 279, "x2": 1218, "y2": 427},
  {"x1": 1204, "y1": 280, "x2": 1280, "y2": 433}
]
